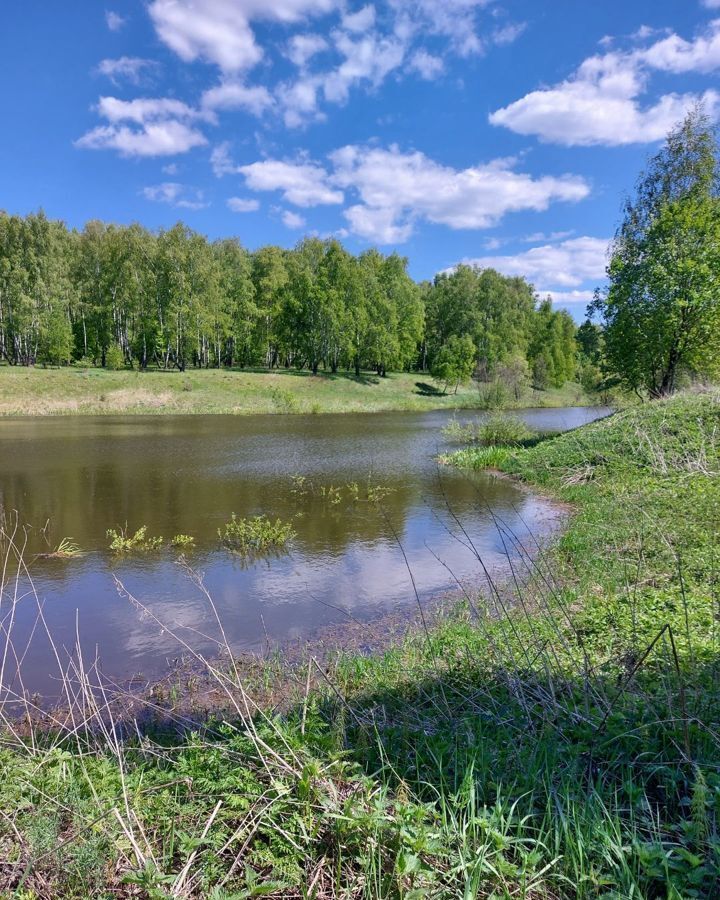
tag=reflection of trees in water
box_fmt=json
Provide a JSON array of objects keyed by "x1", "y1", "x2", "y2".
[{"x1": 4, "y1": 458, "x2": 524, "y2": 567}]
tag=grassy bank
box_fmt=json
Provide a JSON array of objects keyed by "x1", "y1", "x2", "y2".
[
  {"x1": 0, "y1": 392, "x2": 717, "y2": 898},
  {"x1": 0, "y1": 365, "x2": 597, "y2": 416}
]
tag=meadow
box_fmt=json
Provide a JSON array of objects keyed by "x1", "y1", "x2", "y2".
[{"x1": 0, "y1": 365, "x2": 597, "y2": 417}]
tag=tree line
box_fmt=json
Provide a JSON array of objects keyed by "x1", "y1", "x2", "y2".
[{"x1": 0, "y1": 213, "x2": 581, "y2": 388}]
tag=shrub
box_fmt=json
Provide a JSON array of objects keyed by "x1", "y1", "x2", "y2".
[
  {"x1": 104, "y1": 345, "x2": 125, "y2": 370},
  {"x1": 479, "y1": 414, "x2": 536, "y2": 446}
]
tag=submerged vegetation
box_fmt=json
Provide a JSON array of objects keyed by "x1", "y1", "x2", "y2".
[{"x1": 0, "y1": 391, "x2": 717, "y2": 897}]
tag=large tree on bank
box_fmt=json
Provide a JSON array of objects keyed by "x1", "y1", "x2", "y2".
[{"x1": 592, "y1": 108, "x2": 720, "y2": 397}]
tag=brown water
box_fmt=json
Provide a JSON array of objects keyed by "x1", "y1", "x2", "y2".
[{"x1": 0, "y1": 407, "x2": 610, "y2": 699}]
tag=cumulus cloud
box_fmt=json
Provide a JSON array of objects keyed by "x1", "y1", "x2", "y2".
[
  {"x1": 286, "y1": 33, "x2": 328, "y2": 66},
  {"x1": 76, "y1": 121, "x2": 207, "y2": 156},
  {"x1": 141, "y1": 182, "x2": 209, "y2": 209},
  {"x1": 408, "y1": 49, "x2": 444, "y2": 80},
  {"x1": 105, "y1": 10, "x2": 125, "y2": 31},
  {"x1": 211, "y1": 142, "x2": 242, "y2": 177},
  {"x1": 239, "y1": 158, "x2": 344, "y2": 206},
  {"x1": 76, "y1": 96, "x2": 210, "y2": 157},
  {"x1": 390, "y1": 0, "x2": 490, "y2": 56},
  {"x1": 491, "y1": 21, "x2": 720, "y2": 145},
  {"x1": 457, "y1": 237, "x2": 610, "y2": 290},
  {"x1": 236, "y1": 145, "x2": 590, "y2": 243},
  {"x1": 201, "y1": 80, "x2": 274, "y2": 115},
  {"x1": 148, "y1": 0, "x2": 338, "y2": 72},
  {"x1": 541, "y1": 290, "x2": 596, "y2": 307},
  {"x1": 227, "y1": 196, "x2": 260, "y2": 212},
  {"x1": 322, "y1": 31, "x2": 405, "y2": 103},
  {"x1": 329, "y1": 145, "x2": 590, "y2": 242},
  {"x1": 96, "y1": 57, "x2": 158, "y2": 86},
  {"x1": 282, "y1": 209, "x2": 307, "y2": 228},
  {"x1": 341, "y1": 4, "x2": 376, "y2": 33}
]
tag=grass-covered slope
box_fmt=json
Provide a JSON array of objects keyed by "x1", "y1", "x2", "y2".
[
  {"x1": 0, "y1": 392, "x2": 718, "y2": 898},
  {"x1": 0, "y1": 365, "x2": 595, "y2": 416}
]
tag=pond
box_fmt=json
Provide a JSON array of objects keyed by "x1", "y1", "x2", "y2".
[{"x1": 0, "y1": 406, "x2": 610, "y2": 700}]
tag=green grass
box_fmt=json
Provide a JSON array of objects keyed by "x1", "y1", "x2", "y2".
[
  {"x1": 0, "y1": 391, "x2": 717, "y2": 898},
  {"x1": 0, "y1": 364, "x2": 598, "y2": 416}
]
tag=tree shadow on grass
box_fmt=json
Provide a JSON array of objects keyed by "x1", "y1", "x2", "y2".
[{"x1": 415, "y1": 381, "x2": 445, "y2": 396}]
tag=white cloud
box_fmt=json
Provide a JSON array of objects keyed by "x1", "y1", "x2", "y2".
[
  {"x1": 162, "y1": 162, "x2": 180, "y2": 175},
  {"x1": 329, "y1": 145, "x2": 590, "y2": 242},
  {"x1": 76, "y1": 97, "x2": 210, "y2": 157},
  {"x1": 148, "y1": 0, "x2": 338, "y2": 72},
  {"x1": 522, "y1": 230, "x2": 575, "y2": 243},
  {"x1": 702, "y1": 1, "x2": 720, "y2": 9},
  {"x1": 492, "y1": 22, "x2": 527, "y2": 46},
  {"x1": 408, "y1": 49, "x2": 444, "y2": 80},
  {"x1": 640, "y1": 18, "x2": 720, "y2": 73},
  {"x1": 282, "y1": 209, "x2": 306, "y2": 229},
  {"x1": 322, "y1": 31, "x2": 405, "y2": 104},
  {"x1": 239, "y1": 158, "x2": 344, "y2": 205},
  {"x1": 491, "y1": 21, "x2": 720, "y2": 146},
  {"x1": 97, "y1": 57, "x2": 157, "y2": 86},
  {"x1": 286, "y1": 33, "x2": 328, "y2": 66},
  {"x1": 201, "y1": 80, "x2": 274, "y2": 115},
  {"x1": 541, "y1": 290, "x2": 595, "y2": 307},
  {"x1": 141, "y1": 182, "x2": 209, "y2": 209},
  {"x1": 211, "y1": 142, "x2": 242, "y2": 177},
  {"x1": 341, "y1": 4, "x2": 376, "y2": 33},
  {"x1": 76, "y1": 122, "x2": 207, "y2": 157},
  {"x1": 277, "y1": 77, "x2": 324, "y2": 127},
  {"x1": 457, "y1": 237, "x2": 610, "y2": 289},
  {"x1": 227, "y1": 196, "x2": 260, "y2": 212},
  {"x1": 105, "y1": 10, "x2": 125, "y2": 31},
  {"x1": 390, "y1": 0, "x2": 490, "y2": 57},
  {"x1": 96, "y1": 96, "x2": 211, "y2": 124}
]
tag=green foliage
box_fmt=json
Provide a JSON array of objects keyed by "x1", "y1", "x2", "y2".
[
  {"x1": 430, "y1": 334, "x2": 476, "y2": 394},
  {"x1": 51, "y1": 537, "x2": 82, "y2": 557},
  {"x1": 170, "y1": 533, "x2": 195, "y2": 549},
  {"x1": 103, "y1": 343, "x2": 125, "y2": 370},
  {"x1": 106, "y1": 525, "x2": 163, "y2": 552},
  {"x1": 443, "y1": 413, "x2": 537, "y2": 446},
  {"x1": 0, "y1": 213, "x2": 591, "y2": 396},
  {"x1": 594, "y1": 108, "x2": 720, "y2": 396},
  {"x1": 218, "y1": 514, "x2": 295, "y2": 555}
]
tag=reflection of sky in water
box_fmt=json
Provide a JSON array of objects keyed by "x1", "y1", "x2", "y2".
[{"x1": 0, "y1": 406, "x2": 610, "y2": 698}]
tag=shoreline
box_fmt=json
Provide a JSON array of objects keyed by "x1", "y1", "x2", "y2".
[{"x1": 0, "y1": 366, "x2": 602, "y2": 418}]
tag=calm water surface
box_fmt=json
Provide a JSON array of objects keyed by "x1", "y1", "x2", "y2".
[{"x1": 0, "y1": 407, "x2": 610, "y2": 698}]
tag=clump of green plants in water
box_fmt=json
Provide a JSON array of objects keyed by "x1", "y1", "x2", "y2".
[
  {"x1": 218, "y1": 514, "x2": 295, "y2": 555},
  {"x1": 443, "y1": 412, "x2": 537, "y2": 446},
  {"x1": 40, "y1": 537, "x2": 83, "y2": 559},
  {"x1": 170, "y1": 533, "x2": 195, "y2": 549},
  {"x1": 318, "y1": 484, "x2": 342, "y2": 505},
  {"x1": 106, "y1": 525, "x2": 163, "y2": 552}
]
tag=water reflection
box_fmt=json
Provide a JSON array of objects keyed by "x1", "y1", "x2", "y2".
[{"x1": 0, "y1": 407, "x2": 610, "y2": 697}]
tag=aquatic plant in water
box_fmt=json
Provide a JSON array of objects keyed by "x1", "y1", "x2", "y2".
[
  {"x1": 218, "y1": 514, "x2": 295, "y2": 555},
  {"x1": 106, "y1": 526, "x2": 163, "y2": 553},
  {"x1": 170, "y1": 534, "x2": 195, "y2": 549}
]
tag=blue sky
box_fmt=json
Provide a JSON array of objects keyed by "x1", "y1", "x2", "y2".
[{"x1": 2, "y1": 0, "x2": 720, "y2": 318}]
